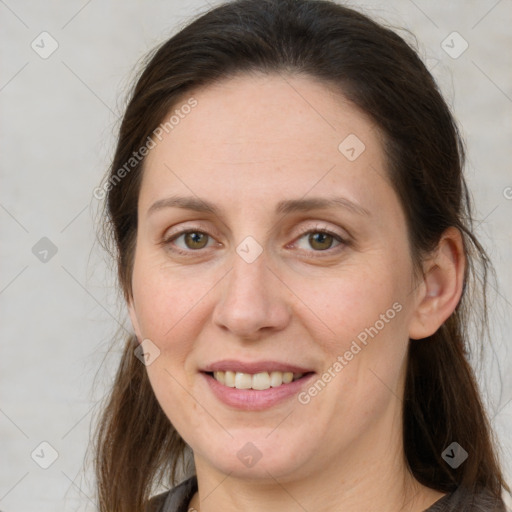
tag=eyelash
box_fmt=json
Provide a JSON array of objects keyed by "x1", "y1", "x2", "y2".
[{"x1": 161, "y1": 224, "x2": 348, "y2": 258}]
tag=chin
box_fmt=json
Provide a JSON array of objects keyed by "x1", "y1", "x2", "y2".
[{"x1": 193, "y1": 430, "x2": 318, "y2": 482}]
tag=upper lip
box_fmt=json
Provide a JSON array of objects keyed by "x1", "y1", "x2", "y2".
[{"x1": 202, "y1": 359, "x2": 314, "y2": 374}]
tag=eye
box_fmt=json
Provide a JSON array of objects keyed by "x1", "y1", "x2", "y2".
[
  {"x1": 293, "y1": 228, "x2": 345, "y2": 253},
  {"x1": 163, "y1": 228, "x2": 217, "y2": 254},
  {"x1": 162, "y1": 225, "x2": 347, "y2": 256}
]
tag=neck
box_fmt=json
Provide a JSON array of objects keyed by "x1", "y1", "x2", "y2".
[{"x1": 189, "y1": 411, "x2": 444, "y2": 512}]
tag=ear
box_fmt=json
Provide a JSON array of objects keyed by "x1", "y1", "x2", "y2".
[
  {"x1": 127, "y1": 297, "x2": 143, "y2": 342},
  {"x1": 408, "y1": 227, "x2": 466, "y2": 340}
]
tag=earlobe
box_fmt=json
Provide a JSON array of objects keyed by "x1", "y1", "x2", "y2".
[{"x1": 408, "y1": 227, "x2": 465, "y2": 340}]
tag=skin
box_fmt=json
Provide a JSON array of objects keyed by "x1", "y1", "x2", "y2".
[{"x1": 128, "y1": 73, "x2": 465, "y2": 512}]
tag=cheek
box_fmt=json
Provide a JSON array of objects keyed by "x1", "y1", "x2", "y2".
[
  {"x1": 293, "y1": 264, "x2": 406, "y2": 350},
  {"x1": 131, "y1": 253, "x2": 207, "y2": 340},
  {"x1": 131, "y1": 263, "x2": 215, "y2": 442},
  {"x1": 299, "y1": 279, "x2": 409, "y2": 444},
  {"x1": 291, "y1": 262, "x2": 410, "y2": 407},
  {"x1": 145, "y1": 361, "x2": 215, "y2": 452}
]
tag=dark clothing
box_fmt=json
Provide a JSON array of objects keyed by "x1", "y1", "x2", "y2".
[{"x1": 147, "y1": 476, "x2": 507, "y2": 511}]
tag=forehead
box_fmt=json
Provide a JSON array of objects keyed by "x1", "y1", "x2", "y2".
[{"x1": 140, "y1": 72, "x2": 394, "y2": 216}]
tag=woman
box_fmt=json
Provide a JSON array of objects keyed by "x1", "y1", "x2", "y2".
[{"x1": 94, "y1": 1, "x2": 510, "y2": 511}]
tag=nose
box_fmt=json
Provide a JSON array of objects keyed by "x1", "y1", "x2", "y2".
[{"x1": 212, "y1": 249, "x2": 292, "y2": 340}]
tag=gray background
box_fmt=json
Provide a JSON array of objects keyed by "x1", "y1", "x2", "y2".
[{"x1": 1, "y1": 1, "x2": 511, "y2": 510}]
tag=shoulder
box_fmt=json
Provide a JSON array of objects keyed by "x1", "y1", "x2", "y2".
[
  {"x1": 425, "y1": 485, "x2": 507, "y2": 512},
  {"x1": 146, "y1": 476, "x2": 198, "y2": 512}
]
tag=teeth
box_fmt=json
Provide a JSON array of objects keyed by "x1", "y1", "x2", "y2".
[
  {"x1": 235, "y1": 372, "x2": 252, "y2": 389},
  {"x1": 282, "y1": 371, "x2": 293, "y2": 384},
  {"x1": 213, "y1": 371, "x2": 225, "y2": 385},
  {"x1": 252, "y1": 372, "x2": 270, "y2": 390},
  {"x1": 270, "y1": 371, "x2": 282, "y2": 387},
  {"x1": 224, "y1": 370, "x2": 235, "y2": 387},
  {"x1": 211, "y1": 370, "x2": 305, "y2": 390}
]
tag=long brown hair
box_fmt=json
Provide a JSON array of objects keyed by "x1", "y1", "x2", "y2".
[{"x1": 94, "y1": 1, "x2": 509, "y2": 510}]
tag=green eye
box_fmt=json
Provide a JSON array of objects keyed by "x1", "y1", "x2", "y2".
[
  {"x1": 182, "y1": 232, "x2": 209, "y2": 250},
  {"x1": 307, "y1": 232, "x2": 336, "y2": 251},
  {"x1": 294, "y1": 229, "x2": 344, "y2": 252},
  {"x1": 164, "y1": 229, "x2": 215, "y2": 254},
  {"x1": 163, "y1": 226, "x2": 346, "y2": 257}
]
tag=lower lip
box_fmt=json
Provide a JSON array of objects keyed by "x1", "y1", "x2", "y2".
[{"x1": 202, "y1": 372, "x2": 315, "y2": 411}]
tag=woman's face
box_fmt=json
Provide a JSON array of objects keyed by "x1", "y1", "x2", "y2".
[{"x1": 128, "y1": 73, "x2": 422, "y2": 482}]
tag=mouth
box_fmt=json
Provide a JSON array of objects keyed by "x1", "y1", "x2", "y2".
[
  {"x1": 205, "y1": 370, "x2": 309, "y2": 390},
  {"x1": 200, "y1": 360, "x2": 315, "y2": 410}
]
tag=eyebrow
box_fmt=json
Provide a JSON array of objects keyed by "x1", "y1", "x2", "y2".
[{"x1": 147, "y1": 194, "x2": 371, "y2": 218}]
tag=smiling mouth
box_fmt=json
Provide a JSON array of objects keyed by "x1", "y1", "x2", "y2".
[{"x1": 206, "y1": 370, "x2": 311, "y2": 390}]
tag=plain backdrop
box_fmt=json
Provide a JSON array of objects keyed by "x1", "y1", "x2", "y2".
[{"x1": 1, "y1": 1, "x2": 511, "y2": 510}]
